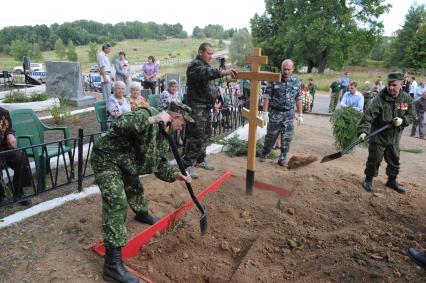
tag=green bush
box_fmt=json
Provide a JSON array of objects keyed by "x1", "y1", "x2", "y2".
[
  {"x1": 3, "y1": 91, "x2": 48, "y2": 103},
  {"x1": 330, "y1": 107, "x2": 364, "y2": 150}
]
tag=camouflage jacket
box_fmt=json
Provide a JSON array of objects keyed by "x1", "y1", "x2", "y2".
[
  {"x1": 186, "y1": 56, "x2": 222, "y2": 107},
  {"x1": 357, "y1": 88, "x2": 415, "y2": 145},
  {"x1": 91, "y1": 107, "x2": 176, "y2": 182},
  {"x1": 264, "y1": 76, "x2": 301, "y2": 111}
]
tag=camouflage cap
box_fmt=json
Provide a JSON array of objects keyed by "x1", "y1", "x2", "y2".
[
  {"x1": 387, "y1": 72, "x2": 404, "y2": 82},
  {"x1": 168, "y1": 101, "x2": 194, "y2": 123}
]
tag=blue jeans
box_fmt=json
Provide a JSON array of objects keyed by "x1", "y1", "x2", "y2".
[{"x1": 411, "y1": 111, "x2": 425, "y2": 138}]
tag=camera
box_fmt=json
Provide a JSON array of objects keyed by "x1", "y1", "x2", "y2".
[{"x1": 217, "y1": 57, "x2": 226, "y2": 70}]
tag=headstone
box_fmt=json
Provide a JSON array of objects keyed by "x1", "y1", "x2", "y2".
[{"x1": 46, "y1": 61, "x2": 96, "y2": 107}]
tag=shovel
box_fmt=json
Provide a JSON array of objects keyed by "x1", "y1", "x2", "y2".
[
  {"x1": 320, "y1": 123, "x2": 391, "y2": 163},
  {"x1": 159, "y1": 122, "x2": 208, "y2": 235}
]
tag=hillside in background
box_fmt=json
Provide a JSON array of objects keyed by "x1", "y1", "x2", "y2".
[{"x1": 0, "y1": 38, "x2": 225, "y2": 73}]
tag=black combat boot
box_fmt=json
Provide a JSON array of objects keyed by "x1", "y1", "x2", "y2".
[
  {"x1": 103, "y1": 246, "x2": 140, "y2": 283},
  {"x1": 362, "y1": 176, "x2": 373, "y2": 192},
  {"x1": 277, "y1": 153, "x2": 286, "y2": 167},
  {"x1": 408, "y1": 248, "x2": 426, "y2": 268},
  {"x1": 134, "y1": 212, "x2": 159, "y2": 225},
  {"x1": 385, "y1": 176, "x2": 405, "y2": 193}
]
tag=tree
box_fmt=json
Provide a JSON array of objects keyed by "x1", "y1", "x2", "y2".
[
  {"x1": 87, "y1": 42, "x2": 98, "y2": 62},
  {"x1": 55, "y1": 38, "x2": 67, "y2": 59},
  {"x1": 9, "y1": 39, "x2": 28, "y2": 61},
  {"x1": 229, "y1": 29, "x2": 253, "y2": 66},
  {"x1": 29, "y1": 43, "x2": 43, "y2": 61},
  {"x1": 385, "y1": 4, "x2": 426, "y2": 68},
  {"x1": 66, "y1": 41, "x2": 78, "y2": 61},
  {"x1": 251, "y1": 0, "x2": 390, "y2": 73},
  {"x1": 192, "y1": 26, "x2": 205, "y2": 38},
  {"x1": 405, "y1": 23, "x2": 426, "y2": 69}
]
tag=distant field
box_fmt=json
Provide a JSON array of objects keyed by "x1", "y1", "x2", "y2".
[{"x1": 0, "y1": 38, "x2": 220, "y2": 72}]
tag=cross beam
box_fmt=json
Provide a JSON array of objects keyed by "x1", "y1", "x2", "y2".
[{"x1": 235, "y1": 48, "x2": 281, "y2": 195}]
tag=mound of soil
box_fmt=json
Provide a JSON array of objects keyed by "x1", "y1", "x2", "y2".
[
  {"x1": 1, "y1": 115, "x2": 425, "y2": 282},
  {"x1": 287, "y1": 154, "x2": 318, "y2": 169}
]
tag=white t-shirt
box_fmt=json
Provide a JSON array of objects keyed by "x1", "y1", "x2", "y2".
[
  {"x1": 410, "y1": 80, "x2": 418, "y2": 94},
  {"x1": 97, "y1": 51, "x2": 112, "y2": 72}
]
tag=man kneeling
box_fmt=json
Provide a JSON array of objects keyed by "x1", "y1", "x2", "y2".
[{"x1": 91, "y1": 102, "x2": 193, "y2": 283}]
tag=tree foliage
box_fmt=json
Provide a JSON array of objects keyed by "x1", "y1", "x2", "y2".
[
  {"x1": 0, "y1": 20, "x2": 189, "y2": 53},
  {"x1": 66, "y1": 41, "x2": 78, "y2": 62},
  {"x1": 384, "y1": 4, "x2": 426, "y2": 68},
  {"x1": 9, "y1": 40, "x2": 28, "y2": 61},
  {"x1": 405, "y1": 23, "x2": 426, "y2": 69},
  {"x1": 54, "y1": 38, "x2": 66, "y2": 59},
  {"x1": 250, "y1": 0, "x2": 389, "y2": 73},
  {"x1": 229, "y1": 29, "x2": 252, "y2": 66},
  {"x1": 87, "y1": 42, "x2": 98, "y2": 63}
]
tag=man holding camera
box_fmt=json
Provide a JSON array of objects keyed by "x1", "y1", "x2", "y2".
[{"x1": 183, "y1": 42, "x2": 237, "y2": 179}]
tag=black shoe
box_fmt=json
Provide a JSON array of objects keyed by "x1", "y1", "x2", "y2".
[
  {"x1": 134, "y1": 212, "x2": 159, "y2": 225},
  {"x1": 278, "y1": 159, "x2": 286, "y2": 167},
  {"x1": 408, "y1": 248, "x2": 426, "y2": 268},
  {"x1": 103, "y1": 246, "x2": 140, "y2": 283},
  {"x1": 385, "y1": 177, "x2": 405, "y2": 193},
  {"x1": 362, "y1": 178, "x2": 373, "y2": 192},
  {"x1": 18, "y1": 199, "x2": 32, "y2": 206}
]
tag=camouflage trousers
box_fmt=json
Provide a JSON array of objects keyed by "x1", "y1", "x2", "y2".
[
  {"x1": 328, "y1": 91, "x2": 340, "y2": 113},
  {"x1": 364, "y1": 142, "x2": 400, "y2": 178},
  {"x1": 262, "y1": 110, "x2": 295, "y2": 161},
  {"x1": 183, "y1": 104, "x2": 212, "y2": 167},
  {"x1": 91, "y1": 151, "x2": 148, "y2": 248}
]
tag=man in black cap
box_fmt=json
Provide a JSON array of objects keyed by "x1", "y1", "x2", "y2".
[{"x1": 357, "y1": 72, "x2": 416, "y2": 193}]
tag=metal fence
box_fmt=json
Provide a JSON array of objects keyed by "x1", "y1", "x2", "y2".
[{"x1": 0, "y1": 108, "x2": 245, "y2": 208}]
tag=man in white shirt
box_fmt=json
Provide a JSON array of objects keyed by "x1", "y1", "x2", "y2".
[
  {"x1": 414, "y1": 81, "x2": 426, "y2": 101},
  {"x1": 96, "y1": 43, "x2": 113, "y2": 101},
  {"x1": 409, "y1": 76, "x2": 418, "y2": 99},
  {"x1": 340, "y1": 82, "x2": 364, "y2": 112}
]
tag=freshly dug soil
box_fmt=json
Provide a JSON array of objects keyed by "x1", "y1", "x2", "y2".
[{"x1": 0, "y1": 114, "x2": 425, "y2": 282}]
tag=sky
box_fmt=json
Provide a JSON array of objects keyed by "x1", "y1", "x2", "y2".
[{"x1": 0, "y1": 0, "x2": 423, "y2": 36}]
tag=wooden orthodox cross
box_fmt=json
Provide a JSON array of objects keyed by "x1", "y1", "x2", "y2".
[{"x1": 235, "y1": 48, "x2": 281, "y2": 195}]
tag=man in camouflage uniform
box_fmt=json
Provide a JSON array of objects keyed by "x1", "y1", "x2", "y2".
[
  {"x1": 260, "y1": 59, "x2": 304, "y2": 166},
  {"x1": 307, "y1": 78, "x2": 316, "y2": 112},
  {"x1": 91, "y1": 102, "x2": 193, "y2": 283},
  {"x1": 357, "y1": 72, "x2": 415, "y2": 194},
  {"x1": 183, "y1": 42, "x2": 237, "y2": 179}
]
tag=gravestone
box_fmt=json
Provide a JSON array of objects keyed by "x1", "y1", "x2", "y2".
[{"x1": 46, "y1": 61, "x2": 96, "y2": 107}]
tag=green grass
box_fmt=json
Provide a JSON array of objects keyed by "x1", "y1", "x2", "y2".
[
  {"x1": 400, "y1": 148, "x2": 424, "y2": 154},
  {"x1": 0, "y1": 38, "x2": 222, "y2": 74}
]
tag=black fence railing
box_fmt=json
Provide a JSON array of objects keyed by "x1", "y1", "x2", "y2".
[{"x1": 0, "y1": 107, "x2": 245, "y2": 208}]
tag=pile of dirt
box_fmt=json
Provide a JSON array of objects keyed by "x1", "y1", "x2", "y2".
[
  {"x1": 287, "y1": 154, "x2": 318, "y2": 169},
  {"x1": 1, "y1": 115, "x2": 425, "y2": 282}
]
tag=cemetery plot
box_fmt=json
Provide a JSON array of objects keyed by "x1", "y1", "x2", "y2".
[{"x1": 0, "y1": 115, "x2": 425, "y2": 282}]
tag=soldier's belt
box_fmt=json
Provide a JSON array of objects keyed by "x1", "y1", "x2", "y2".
[{"x1": 271, "y1": 106, "x2": 292, "y2": 112}]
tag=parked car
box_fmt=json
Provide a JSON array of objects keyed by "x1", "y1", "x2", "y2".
[
  {"x1": 31, "y1": 71, "x2": 47, "y2": 83},
  {"x1": 132, "y1": 72, "x2": 144, "y2": 83},
  {"x1": 89, "y1": 64, "x2": 99, "y2": 73},
  {"x1": 12, "y1": 62, "x2": 45, "y2": 74}
]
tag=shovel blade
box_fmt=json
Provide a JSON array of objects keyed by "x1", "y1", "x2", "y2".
[{"x1": 320, "y1": 152, "x2": 343, "y2": 163}]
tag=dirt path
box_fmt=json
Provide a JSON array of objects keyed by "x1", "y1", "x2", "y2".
[{"x1": 0, "y1": 114, "x2": 425, "y2": 282}]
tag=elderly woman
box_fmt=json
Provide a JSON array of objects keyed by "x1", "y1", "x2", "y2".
[
  {"x1": 129, "y1": 82, "x2": 149, "y2": 111},
  {"x1": 107, "y1": 81, "x2": 131, "y2": 127},
  {"x1": 158, "y1": 79, "x2": 183, "y2": 110}
]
